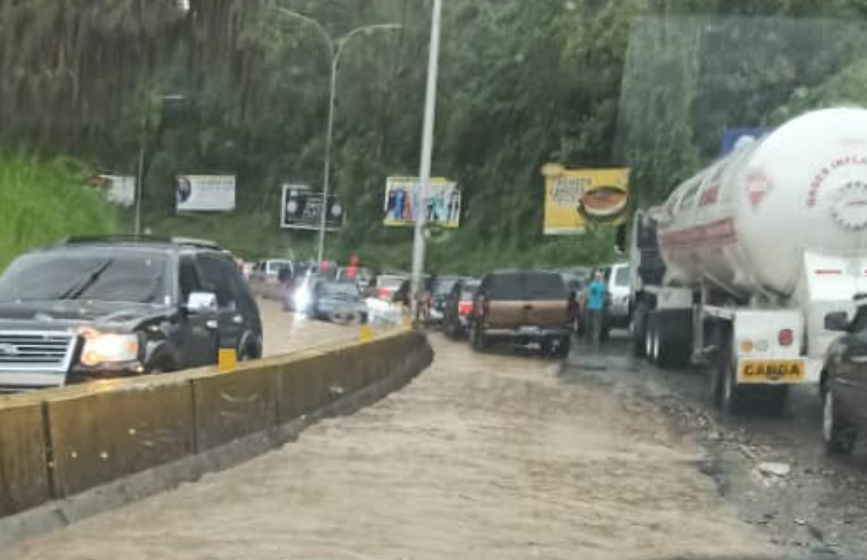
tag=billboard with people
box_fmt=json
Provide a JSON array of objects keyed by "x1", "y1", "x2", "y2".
[
  {"x1": 541, "y1": 165, "x2": 630, "y2": 235},
  {"x1": 383, "y1": 177, "x2": 461, "y2": 229}
]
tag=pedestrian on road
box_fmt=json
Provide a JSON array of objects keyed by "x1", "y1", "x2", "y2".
[{"x1": 586, "y1": 270, "x2": 607, "y2": 348}]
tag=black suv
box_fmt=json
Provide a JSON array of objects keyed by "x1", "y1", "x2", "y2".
[
  {"x1": 0, "y1": 237, "x2": 263, "y2": 392},
  {"x1": 820, "y1": 306, "x2": 867, "y2": 454}
]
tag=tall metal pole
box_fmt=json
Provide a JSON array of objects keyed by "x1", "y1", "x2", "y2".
[
  {"x1": 317, "y1": 48, "x2": 338, "y2": 264},
  {"x1": 411, "y1": 0, "x2": 443, "y2": 320},
  {"x1": 273, "y1": 8, "x2": 400, "y2": 265},
  {"x1": 134, "y1": 144, "x2": 145, "y2": 236}
]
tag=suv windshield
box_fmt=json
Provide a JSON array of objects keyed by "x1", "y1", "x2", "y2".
[{"x1": 0, "y1": 251, "x2": 170, "y2": 304}]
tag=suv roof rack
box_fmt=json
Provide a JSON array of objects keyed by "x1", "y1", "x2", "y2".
[
  {"x1": 170, "y1": 237, "x2": 222, "y2": 250},
  {"x1": 62, "y1": 235, "x2": 222, "y2": 250}
]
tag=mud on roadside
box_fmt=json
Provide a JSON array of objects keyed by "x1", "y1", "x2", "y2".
[{"x1": 561, "y1": 338, "x2": 867, "y2": 560}]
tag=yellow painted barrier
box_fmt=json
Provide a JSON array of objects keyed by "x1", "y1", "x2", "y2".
[
  {"x1": 0, "y1": 396, "x2": 51, "y2": 516},
  {"x1": 0, "y1": 329, "x2": 432, "y2": 518},
  {"x1": 44, "y1": 377, "x2": 196, "y2": 498}
]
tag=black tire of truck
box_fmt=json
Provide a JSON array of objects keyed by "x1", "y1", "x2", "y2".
[
  {"x1": 647, "y1": 309, "x2": 692, "y2": 368},
  {"x1": 712, "y1": 330, "x2": 748, "y2": 415},
  {"x1": 631, "y1": 303, "x2": 648, "y2": 358}
]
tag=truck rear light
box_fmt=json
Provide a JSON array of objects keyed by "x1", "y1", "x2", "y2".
[
  {"x1": 458, "y1": 302, "x2": 473, "y2": 316},
  {"x1": 778, "y1": 329, "x2": 794, "y2": 347}
]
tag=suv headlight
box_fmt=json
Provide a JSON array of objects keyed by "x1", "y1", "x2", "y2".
[{"x1": 80, "y1": 330, "x2": 139, "y2": 366}]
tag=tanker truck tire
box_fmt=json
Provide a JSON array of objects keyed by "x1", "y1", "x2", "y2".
[
  {"x1": 631, "y1": 303, "x2": 648, "y2": 358},
  {"x1": 647, "y1": 310, "x2": 692, "y2": 368},
  {"x1": 710, "y1": 327, "x2": 746, "y2": 414}
]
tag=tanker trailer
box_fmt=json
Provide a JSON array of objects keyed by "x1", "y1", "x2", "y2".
[{"x1": 628, "y1": 107, "x2": 867, "y2": 415}]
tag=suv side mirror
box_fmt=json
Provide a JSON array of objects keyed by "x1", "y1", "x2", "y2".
[
  {"x1": 186, "y1": 291, "x2": 218, "y2": 315},
  {"x1": 824, "y1": 311, "x2": 850, "y2": 332}
]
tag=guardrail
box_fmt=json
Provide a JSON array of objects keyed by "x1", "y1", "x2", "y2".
[{"x1": 0, "y1": 329, "x2": 432, "y2": 528}]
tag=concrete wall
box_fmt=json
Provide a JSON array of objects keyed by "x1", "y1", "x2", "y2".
[{"x1": 0, "y1": 329, "x2": 431, "y2": 519}]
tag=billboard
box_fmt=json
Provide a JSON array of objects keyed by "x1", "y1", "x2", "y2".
[
  {"x1": 280, "y1": 184, "x2": 343, "y2": 231},
  {"x1": 541, "y1": 165, "x2": 630, "y2": 235},
  {"x1": 384, "y1": 177, "x2": 461, "y2": 229},
  {"x1": 176, "y1": 175, "x2": 235, "y2": 212},
  {"x1": 92, "y1": 175, "x2": 135, "y2": 207}
]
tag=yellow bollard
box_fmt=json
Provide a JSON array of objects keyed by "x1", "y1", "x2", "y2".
[{"x1": 218, "y1": 348, "x2": 238, "y2": 372}]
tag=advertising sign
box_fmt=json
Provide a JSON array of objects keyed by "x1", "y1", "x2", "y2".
[
  {"x1": 541, "y1": 165, "x2": 630, "y2": 235},
  {"x1": 94, "y1": 175, "x2": 136, "y2": 207},
  {"x1": 280, "y1": 184, "x2": 343, "y2": 231},
  {"x1": 176, "y1": 175, "x2": 236, "y2": 212},
  {"x1": 383, "y1": 177, "x2": 461, "y2": 228}
]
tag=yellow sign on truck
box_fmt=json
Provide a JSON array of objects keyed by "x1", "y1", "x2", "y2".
[{"x1": 541, "y1": 165, "x2": 630, "y2": 235}]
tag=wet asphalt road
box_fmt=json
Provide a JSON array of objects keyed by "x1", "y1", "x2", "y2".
[{"x1": 564, "y1": 332, "x2": 867, "y2": 560}]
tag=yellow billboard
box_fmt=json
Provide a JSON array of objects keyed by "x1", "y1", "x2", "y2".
[{"x1": 541, "y1": 165, "x2": 630, "y2": 235}]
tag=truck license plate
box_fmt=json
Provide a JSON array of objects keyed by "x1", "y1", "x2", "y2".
[{"x1": 737, "y1": 359, "x2": 805, "y2": 384}]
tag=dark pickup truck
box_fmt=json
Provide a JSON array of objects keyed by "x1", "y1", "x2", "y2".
[{"x1": 471, "y1": 271, "x2": 571, "y2": 357}]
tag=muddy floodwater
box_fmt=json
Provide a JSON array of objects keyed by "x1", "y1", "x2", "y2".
[{"x1": 1, "y1": 323, "x2": 780, "y2": 560}]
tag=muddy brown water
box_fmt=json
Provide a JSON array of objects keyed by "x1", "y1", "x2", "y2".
[{"x1": 2, "y1": 322, "x2": 780, "y2": 560}]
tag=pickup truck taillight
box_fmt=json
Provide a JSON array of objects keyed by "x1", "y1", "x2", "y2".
[{"x1": 458, "y1": 301, "x2": 473, "y2": 316}]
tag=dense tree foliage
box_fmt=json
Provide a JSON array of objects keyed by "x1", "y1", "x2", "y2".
[{"x1": 2, "y1": 1, "x2": 867, "y2": 272}]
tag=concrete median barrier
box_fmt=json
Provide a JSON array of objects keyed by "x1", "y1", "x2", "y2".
[
  {"x1": 45, "y1": 377, "x2": 196, "y2": 498},
  {"x1": 190, "y1": 364, "x2": 280, "y2": 452},
  {"x1": 0, "y1": 328, "x2": 432, "y2": 545},
  {"x1": 0, "y1": 396, "x2": 51, "y2": 517}
]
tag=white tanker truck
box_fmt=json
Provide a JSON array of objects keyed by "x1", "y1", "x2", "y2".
[{"x1": 629, "y1": 107, "x2": 867, "y2": 413}]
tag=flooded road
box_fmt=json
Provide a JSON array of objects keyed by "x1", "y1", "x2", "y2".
[
  {"x1": 569, "y1": 334, "x2": 867, "y2": 560},
  {"x1": 3, "y1": 332, "x2": 777, "y2": 560},
  {"x1": 259, "y1": 298, "x2": 360, "y2": 357}
]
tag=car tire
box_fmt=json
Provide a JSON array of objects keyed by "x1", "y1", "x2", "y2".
[
  {"x1": 556, "y1": 335, "x2": 571, "y2": 358},
  {"x1": 823, "y1": 384, "x2": 857, "y2": 455},
  {"x1": 471, "y1": 324, "x2": 488, "y2": 352}
]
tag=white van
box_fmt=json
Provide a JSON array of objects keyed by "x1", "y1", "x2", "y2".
[{"x1": 604, "y1": 262, "x2": 630, "y2": 330}]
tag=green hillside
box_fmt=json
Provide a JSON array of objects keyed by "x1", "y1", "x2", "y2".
[{"x1": 0, "y1": 154, "x2": 117, "y2": 269}]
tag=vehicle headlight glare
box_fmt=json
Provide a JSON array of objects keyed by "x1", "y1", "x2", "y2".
[{"x1": 80, "y1": 332, "x2": 139, "y2": 366}]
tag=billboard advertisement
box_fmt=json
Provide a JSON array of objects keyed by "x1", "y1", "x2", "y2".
[
  {"x1": 176, "y1": 175, "x2": 236, "y2": 212},
  {"x1": 541, "y1": 165, "x2": 630, "y2": 235},
  {"x1": 92, "y1": 175, "x2": 136, "y2": 207},
  {"x1": 383, "y1": 177, "x2": 461, "y2": 228},
  {"x1": 280, "y1": 184, "x2": 343, "y2": 231}
]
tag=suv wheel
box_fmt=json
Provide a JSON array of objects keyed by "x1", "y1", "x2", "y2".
[
  {"x1": 556, "y1": 335, "x2": 571, "y2": 358},
  {"x1": 823, "y1": 384, "x2": 857, "y2": 455},
  {"x1": 471, "y1": 324, "x2": 488, "y2": 352}
]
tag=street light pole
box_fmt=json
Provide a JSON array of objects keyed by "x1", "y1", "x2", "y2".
[
  {"x1": 411, "y1": 0, "x2": 444, "y2": 321},
  {"x1": 274, "y1": 7, "x2": 401, "y2": 263},
  {"x1": 134, "y1": 144, "x2": 145, "y2": 235}
]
